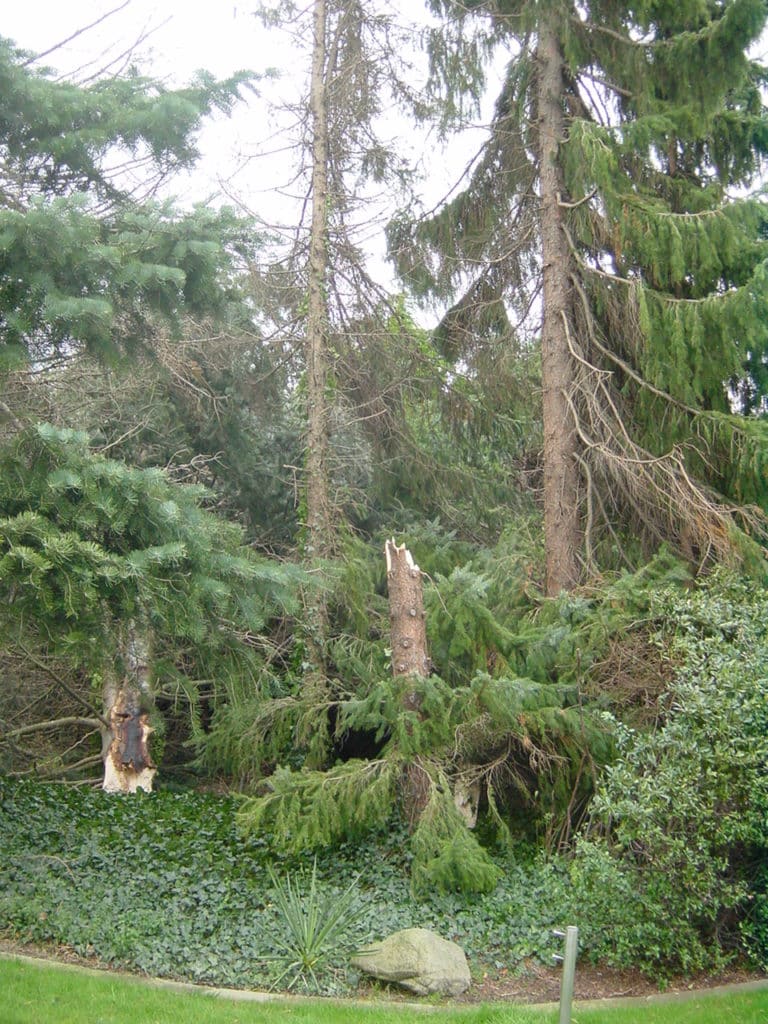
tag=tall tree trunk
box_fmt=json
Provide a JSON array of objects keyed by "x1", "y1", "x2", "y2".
[
  {"x1": 292, "y1": 0, "x2": 336, "y2": 768},
  {"x1": 102, "y1": 624, "x2": 156, "y2": 794},
  {"x1": 385, "y1": 539, "x2": 431, "y2": 825},
  {"x1": 537, "y1": 14, "x2": 581, "y2": 595},
  {"x1": 303, "y1": 0, "x2": 333, "y2": 675}
]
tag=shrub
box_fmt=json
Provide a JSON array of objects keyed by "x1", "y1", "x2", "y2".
[{"x1": 571, "y1": 573, "x2": 768, "y2": 975}]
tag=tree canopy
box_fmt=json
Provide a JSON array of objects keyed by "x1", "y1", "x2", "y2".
[
  {"x1": 0, "y1": 3, "x2": 767, "y2": 975},
  {"x1": 0, "y1": 35, "x2": 257, "y2": 373},
  {"x1": 391, "y1": 0, "x2": 768, "y2": 590}
]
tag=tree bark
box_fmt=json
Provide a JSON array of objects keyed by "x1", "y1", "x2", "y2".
[
  {"x1": 302, "y1": 0, "x2": 334, "y2": 678},
  {"x1": 385, "y1": 539, "x2": 430, "y2": 683},
  {"x1": 385, "y1": 539, "x2": 431, "y2": 824},
  {"x1": 306, "y1": 0, "x2": 333, "y2": 565},
  {"x1": 102, "y1": 626, "x2": 156, "y2": 794},
  {"x1": 537, "y1": 14, "x2": 582, "y2": 595}
]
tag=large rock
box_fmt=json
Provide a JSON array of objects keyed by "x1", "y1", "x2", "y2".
[{"x1": 351, "y1": 927, "x2": 471, "y2": 996}]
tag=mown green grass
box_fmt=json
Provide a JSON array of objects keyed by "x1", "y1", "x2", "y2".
[
  {"x1": 1, "y1": 957, "x2": 545, "y2": 1024},
  {"x1": 4, "y1": 957, "x2": 768, "y2": 1024}
]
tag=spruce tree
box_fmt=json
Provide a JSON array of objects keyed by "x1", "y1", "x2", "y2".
[
  {"x1": 391, "y1": 0, "x2": 768, "y2": 592},
  {"x1": 248, "y1": 0, "x2": 438, "y2": 756},
  {"x1": 0, "y1": 424, "x2": 301, "y2": 788},
  {"x1": 0, "y1": 35, "x2": 257, "y2": 379}
]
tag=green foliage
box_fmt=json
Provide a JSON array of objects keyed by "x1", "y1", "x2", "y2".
[
  {"x1": 0, "y1": 36, "x2": 258, "y2": 364},
  {"x1": 0, "y1": 423, "x2": 301, "y2": 777},
  {"x1": 266, "y1": 858, "x2": 365, "y2": 991},
  {"x1": 410, "y1": 774, "x2": 501, "y2": 896},
  {"x1": 229, "y1": 545, "x2": 699, "y2": 886},
  {"x1": 237, "y1": 760, "x2": 398, "y2": 853},
  {"x1": 0, "y1": 779, "x2": 575, "y2": 989},
  {"x1": 5, "y1": 959, "x2": 768, "y2": 1024},
  {"x1": 571, "y1": 573, "x2": 768, "y2": 974},
  {"x1": 410, "y1": 0, "x2": 768, "y2": 567}
]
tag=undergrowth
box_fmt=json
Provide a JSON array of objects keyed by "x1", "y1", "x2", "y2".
[{"x1": 0, "y1": 780, "x2": 571, "y2": 993}]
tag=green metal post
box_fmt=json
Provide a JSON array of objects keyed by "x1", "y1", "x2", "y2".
[{"x1": 555, "y1": 925, "x2": 578, "y2": 1024}]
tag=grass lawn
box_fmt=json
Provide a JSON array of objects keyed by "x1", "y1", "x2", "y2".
[{"x1": 3, "y1": 957, "x2": 768, "y2": 1024}]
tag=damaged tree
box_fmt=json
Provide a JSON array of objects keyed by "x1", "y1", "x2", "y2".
[
  {"x1": 385, "y1": 538, "x2": 431, "y2": 824},
  {"x1": 385, "y1": 539, "x2": 430, "y2": 681},
  {"x1": 102, "y1": 628, "x2": 156, "y2": 794},
  {"x1": 385, "y1": 539, "x2": 480, "y2": 829},
  {"x1": 0, "y1": 425, "x2": 297, "y2": 790}
]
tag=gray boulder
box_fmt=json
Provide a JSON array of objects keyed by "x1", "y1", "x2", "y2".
[{"x1": 351, "y1": 927, "x2": 471, "y2": 996}]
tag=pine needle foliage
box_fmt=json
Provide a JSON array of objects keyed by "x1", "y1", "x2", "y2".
[
  {"x1": 234, "y1": 538, "x2": 699, "y2": 890},
  {"x1": 0, "y1": 35, "x2": 258, "y2": 368},
  {"x1": 410, "y1": 768, "x2": 502, "y2": 895},
  {"x1": 237, "y1": 759, "x2": 398, "y2": 854},
  {"x1": 0, "y1": 423, "x2": 301, "y2": 774},
  {"x1": 397, "y1": 0, "x2": 768, "y2": 575}
]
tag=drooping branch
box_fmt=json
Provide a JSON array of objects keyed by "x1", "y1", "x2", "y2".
[{"x1": 559, "y1": 298, "x2": 765, "y2": 568}]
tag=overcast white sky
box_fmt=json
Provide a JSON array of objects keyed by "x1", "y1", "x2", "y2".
[
  {"x1": 2, "y1": 2, "x2": 482, "y2": 205},
  {"x1": 3, "y1": 2, "x2": 316, "y2": 208},
  {"x1": 3, "y1": 1, "x2": 498, "y2": 300}
]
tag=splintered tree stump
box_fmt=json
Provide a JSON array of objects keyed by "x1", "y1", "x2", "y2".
[
  {"x1": 385, "y1": 539, "x2": 431, "y2": 826},
  {"x1": 385, "y1": 539, "x2": 430, "y2": 685},
  {"x1": 102, "y1": 626, "x2": 156, "y2": 794}
]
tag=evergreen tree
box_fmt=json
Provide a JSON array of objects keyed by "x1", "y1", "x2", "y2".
[
  {"x1": 0, "y1": 34, "x2": 257, "y2": 383},
  {"x1": 247, "y1": 0, "x2": 439, "y2": 757},
  {"x1": 391, "y1": 0, "x2": 768, "y2": 592},
  {"x1": 0, "y1": 424, "x2": 301, "y2": 787}
]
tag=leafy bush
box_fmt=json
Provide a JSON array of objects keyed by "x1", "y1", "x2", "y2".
[{"x1": 571, "y1": 573, "x2": 768, "y2": 975}]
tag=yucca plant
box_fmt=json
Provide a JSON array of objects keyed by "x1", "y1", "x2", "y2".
[{"x1": 265, "y1": 859, "x2": 366, "y2": 992}]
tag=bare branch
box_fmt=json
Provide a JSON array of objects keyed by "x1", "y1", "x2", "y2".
[
  {"x1": 23, "y1": 2, "x2": 132, "y2": 67},
  {"x1": 2, "y1": 717, "x2": 101, "y2": 741}
]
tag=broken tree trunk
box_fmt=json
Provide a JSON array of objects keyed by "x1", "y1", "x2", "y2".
[
  {"x1": 102, "y1": 626, "x2": 156, "y2": 794},
  {"x1": 385, "y1": 539, "x2": 431, "y2": 825},
  {"x1": 384, "y1": 539, "x2": 480, "y2": 830},
  {"x1": 385, "y1": 539, "x2": 430, "y2": 683}
]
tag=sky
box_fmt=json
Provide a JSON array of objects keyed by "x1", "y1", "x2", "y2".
[
  {"x1": 3, "y1": 2, "x2": 309, "y2": 208},
  {"x1": 2, "y1": 2, "x2": 486, "y2": 204},
  {"x1": 2, "y1": 1, "x2": 498, "y2": 296}
]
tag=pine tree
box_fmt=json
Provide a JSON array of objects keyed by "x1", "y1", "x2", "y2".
[
  {"x1": 0, "y1": 34, "x2": 257, "y2": 383},
  {"x1": 248, "y1": 0, "x2": 439, "y2": 757},
  {"x1": 391, "y1": 0, "x2": 768, "y2": 592},
  {"x1": 0, "y1": 424, "x2": 301, "y2": 788}
]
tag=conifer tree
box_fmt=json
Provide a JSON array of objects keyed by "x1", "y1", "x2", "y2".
[
  {"x1": 0, "y1": 34, "x2": 257, "y2": 385},
  {"x1": 0, "y1": 424, "x2": 301, "y2": 789},
  {"x1": 392, "y1": 0, "x2": 768, "y2": 592},
  {"x1": 248, "y1": 0, "x2": 433, "y2": 755}
]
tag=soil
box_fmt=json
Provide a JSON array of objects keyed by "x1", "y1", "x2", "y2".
[{"x1": 1, "y1": 936, "x2": 765, "y2": 1006}]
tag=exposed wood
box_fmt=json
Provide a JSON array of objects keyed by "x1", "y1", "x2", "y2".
[
  {"x1": 102, "y1": 625, "x2": 156, "y2": 794},
  {"x1": 102, "y1": 686, "x2": 156, "y2": 794},
  {"x1": 385, "y1": 539, "x2": 430, "y2": 683},
  {"x1": 385, "y1": 538, "x2": 431, "y2": 826}
]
